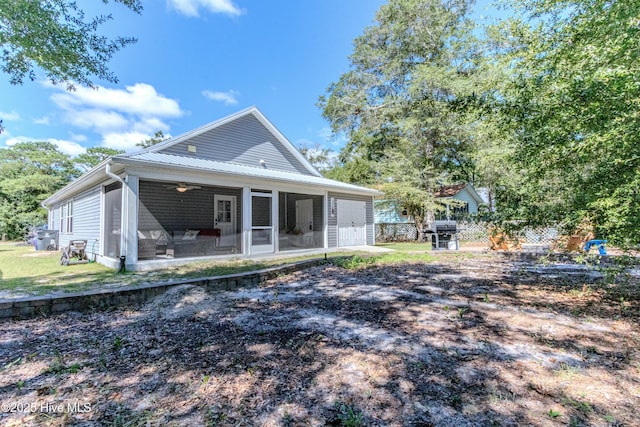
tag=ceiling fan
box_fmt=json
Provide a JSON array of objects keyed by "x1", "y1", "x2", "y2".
[{"x1": 164, "y1": 183, "x2": 202, "y2": 193}]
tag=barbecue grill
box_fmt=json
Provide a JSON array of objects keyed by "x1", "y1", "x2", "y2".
[{"x1": 426, "y1": 221, "x2": 459, "y2": 250}]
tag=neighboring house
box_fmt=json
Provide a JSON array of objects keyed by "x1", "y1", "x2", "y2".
[
  {"x1": 44, "y1": 107, "x2": 381, "y2": 271},
  {"x1": 374, "y1": 183, "x2": 485, "y2": 223},
  {"x1": 432, "y1": 183, "x2": 485, "y2": 220}
]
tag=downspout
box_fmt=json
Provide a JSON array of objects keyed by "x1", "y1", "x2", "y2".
[
  {"x1": 105, "y1": 162, "x2": 127, "y2": 264},
  {"x1": 105, "y1": 162, "x2": 124, "y2": 184}
]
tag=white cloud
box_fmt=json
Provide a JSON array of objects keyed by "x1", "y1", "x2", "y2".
[
  {"x1": 53, "y1": 139, "x2": 87, "y2": 157},
  {"x1": 65, "y1": 109, "x2": 130, "y2": 132},
  {"x1": 101, "y1": 132, "x2": 152, "y2": 151},
  {"x1": 168, "y1": 0, "x2": 243, "y2": 17},
  {"x1": 202, "y1": 89, "x2": 239, "y2": 105},
  {"x1": 34, "y1": 116, "x2": 50, "y2": 125},
  {"x1": 5, "y1": 136, "x2": 86, "y2": 156},
  {"x1": 47, "y1": 82, "x2": 184, "y2": 151},
  {"x1": 0, "y1": 111, "x2": 20, "y2": 121},
  {"x1": 133, "y1": 117, "x2": 171, "y2": 134},
  {"x1": 51, "y1": 83, "x2": 182, "y2": 118},
  {"x1": 70, "y1": 133, "x2": 88, "y2": 142}
]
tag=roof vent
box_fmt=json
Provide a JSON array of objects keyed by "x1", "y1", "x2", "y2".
[{"x1": 187, "y1": 144, "x2": 197, "y2": 153}]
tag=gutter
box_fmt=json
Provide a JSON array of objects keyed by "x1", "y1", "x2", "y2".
[{"x1": 105, "y1": 162, "x2": 125, "y2": 184}]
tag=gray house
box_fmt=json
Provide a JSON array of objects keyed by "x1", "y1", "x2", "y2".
[{"x1": 44, "y1": 107, "x2": 380, "y2": 271}]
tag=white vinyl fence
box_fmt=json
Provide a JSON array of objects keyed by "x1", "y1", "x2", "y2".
[{"x1": 376, "y1": 221, "x2": 559, "y2": 244}]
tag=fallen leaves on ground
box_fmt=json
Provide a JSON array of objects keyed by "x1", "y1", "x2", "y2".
[{"x1": 1, "y1": 253, "x2": 639, "y2": 426}]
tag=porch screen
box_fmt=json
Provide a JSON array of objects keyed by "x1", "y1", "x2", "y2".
[
  {"x1": 278, "y1": 192, "x2": 324, "y2": 251},
  {"x1": 104, "y1": 182, "x2": 122, "y2": 258}
]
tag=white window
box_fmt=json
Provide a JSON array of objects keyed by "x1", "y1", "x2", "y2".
[{"x1": 60, "y1": 201, "x2": 73, "y2": 234}]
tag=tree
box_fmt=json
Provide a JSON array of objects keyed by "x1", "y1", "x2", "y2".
[
  {"x1": 493, "y1": 0, "x2": 640, "y2": 246},
  {"x1": 297, "y1": 143, "x2": 336, "y2": 173},
  {"x1": 75, "y1": 147, "x2": 125, "y2": 171},
  {"x1": 0, "y1": 0, "x2": 142, "y2": 89},
  {"x1": 136, "y1": 130, "x2": 170, "y2": 149},
  {"x1": 320, "y1": 0, "x2": 485, "y2": 240},
  {"x1": 0, "y1": 141, "x2": 80, "y2": 239}
]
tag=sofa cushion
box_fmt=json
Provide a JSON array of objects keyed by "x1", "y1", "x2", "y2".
[
  {"x1": 149, "y1": 229, "x2": 169, "y2": 243},
  {"x1": 199, "y1": 228, "x2": 221, "y2": 238},
  {"x1": 182, "y1": 229, "x2": 200, "y2": 240}
]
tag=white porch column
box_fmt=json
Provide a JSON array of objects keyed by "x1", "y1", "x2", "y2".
[
  {"x1": 242, "y1": 186, "x2": 251, "y2": 255},
  {"x1": 323, "y1": 191, "x2": 329, "y2": 249},
  {"x1": 121, "y1": 175, "x2": 139, "y2": 265},
  {"x1": 272, "y1": 190, "x2": 279, "y2": 252}
]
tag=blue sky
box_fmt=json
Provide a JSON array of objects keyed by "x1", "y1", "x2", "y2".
[{"x1": 0, "y1": 0, "x2": 501, "y2": 157}]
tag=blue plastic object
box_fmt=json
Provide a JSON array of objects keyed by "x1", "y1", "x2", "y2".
[{"x1": 584, "y1": 239, "x2": 607, "y2": 255}]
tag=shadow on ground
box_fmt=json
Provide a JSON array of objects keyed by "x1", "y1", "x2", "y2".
[{"x1": 1, "y1": 254, "x2": 638, "y2": 426}]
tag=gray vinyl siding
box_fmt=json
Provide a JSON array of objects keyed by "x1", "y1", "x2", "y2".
[
  {"x1": 138, "y1": 180, "x2": 242, "y2": 237},
  {"x1": 160, "y1": 114, "x2": 312, "y2": 175},
  {"x1": 57, "y1": 186, "x2": 101, "y2": 255},
  {"x1": 327, "y1": 192, "x2": 375, "y2": 247}
]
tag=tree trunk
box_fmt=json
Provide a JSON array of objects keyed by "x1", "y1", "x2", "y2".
[{"x1": 414, "y1": 214, "x2": 429, "y2": 243}]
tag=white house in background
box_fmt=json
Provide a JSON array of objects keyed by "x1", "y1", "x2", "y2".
[
  {"x1": 374, "y1": 183, "x2": 485, "y2": 223},
  {"x1": 43, "y1": 107, "x2": 381, "y2": 271}
]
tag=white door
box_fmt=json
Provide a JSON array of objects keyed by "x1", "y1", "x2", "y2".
[
  {"x1": 337, "y1": 200, "x2": 367, "y2": 246},
  {"x1": 295, "y1": 199, "x2": 313, "y2": 233},
  {"x1": 214, "y1": 195, "x2": 236, "y2": 246}
]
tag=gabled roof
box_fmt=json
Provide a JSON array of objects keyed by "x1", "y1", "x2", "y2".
[
  {"x1": 43, "y1": 107, "x2": 381, "y2": 206},
  {"x1": 434, "y1": 183, "x2": 484, "y2": 205},
  {"x1": 434, "y1": 183, "x2": 467, "y2": 198},
  {"x1": 124, "y1": 106, "x2": 322, "y2": 178}
]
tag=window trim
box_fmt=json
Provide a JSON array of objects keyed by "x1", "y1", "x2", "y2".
[{"x1": 60, "y1": 201, "x2": 73, "y2": 234}]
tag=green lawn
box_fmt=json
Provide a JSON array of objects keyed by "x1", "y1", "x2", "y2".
[
  {"x1": 0, "y1": 242, "x2": 367, "y2": 297},
  {"x1": 375, "y1": 241, "x2": 434, "y2": 251},
  {"x1": 0, "y1": 241, "x2": 471, "y2": 297},
  {"x1": 375, "y1": 241, "x2": 479, "y2": 257},
  {"x1": 0, "y1": 242, "x2": 115, "y2": 295}
]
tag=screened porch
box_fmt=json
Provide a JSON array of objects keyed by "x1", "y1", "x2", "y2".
[
  {"x1": 137, "y1": 180, "x2": 242, "y2": 260},
  {"x1": 278, "y1": 192, "x2": 324, "y2": 251}
]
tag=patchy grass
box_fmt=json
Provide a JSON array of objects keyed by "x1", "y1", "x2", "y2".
[{"x1": 332, "y1": 251, "x2": 441, "y2": 269}]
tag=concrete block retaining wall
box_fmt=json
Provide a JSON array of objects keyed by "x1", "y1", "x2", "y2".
[{"x1": 0, "y1": 259, "x2": 325, "y2": 321}]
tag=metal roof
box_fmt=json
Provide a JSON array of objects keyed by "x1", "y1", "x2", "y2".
[{"x1": 116, "y1": 152, "x2": 382, "y2": 195}]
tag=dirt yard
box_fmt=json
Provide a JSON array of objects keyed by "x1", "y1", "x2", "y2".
[{"x1": 1, "y1": 253, "x2": 639, "y2": 426}]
